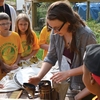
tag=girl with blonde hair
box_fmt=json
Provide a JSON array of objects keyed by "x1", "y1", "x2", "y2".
[{"x1": 15, "y1": 13, "x2": 39, "y2": 60}]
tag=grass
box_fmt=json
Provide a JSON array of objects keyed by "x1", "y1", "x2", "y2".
[
  {"x1": 36, "y1": 49, "x2": 43, "y2": 60},
  {"x1": 35, "y1": 31, "x2": 43, "y2": 60}
]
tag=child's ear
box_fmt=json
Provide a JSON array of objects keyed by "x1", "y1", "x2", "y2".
[
  {"x1": 89, "y1": 72, "x2": 96, "y2": 85},
  {"x1": 10, "y1": 21, "x2": 12, "y2": 24}
]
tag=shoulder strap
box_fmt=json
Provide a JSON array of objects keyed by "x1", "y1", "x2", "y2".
[{"x1": 5, "y1": 4, "x2": 12, "y2": 30}]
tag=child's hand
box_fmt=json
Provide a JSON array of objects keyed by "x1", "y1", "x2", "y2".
[
  {"x1": 21, "y1": 56, "x2": 30, "y2": 60},
  {"x1": 11, "y1": 64, "x2": 19, "y2": 70},
  {"x1": 74, "y1": 88, "x2": 91, "y2": 100},
  {"x1": 74, "y1": 93, "x2": 82, "y2": 100},
  {"x1": 1, "y1": 63, "x2": 11, "y2": 73},
  {"x1": 0, "y1": 84, "x2": 4, "y2": 89}
]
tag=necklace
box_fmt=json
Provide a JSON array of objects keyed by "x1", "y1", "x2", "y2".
[
  {"x1": 64, "y1": 34, "x2": 72, "y2": 48},
  {"x1": 66, "y1": 42, "x2": 71, "y2": 49},
  {"x1": 68, "y1": 42, "x2": 70, "y2": 45}
]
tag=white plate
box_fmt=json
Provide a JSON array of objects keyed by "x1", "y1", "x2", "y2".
[{"x1": 13, "y1": 66, "x2": 40, "y2": 86}]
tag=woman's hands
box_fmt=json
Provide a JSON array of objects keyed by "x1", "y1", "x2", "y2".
[
  {"x1": 51, "y1": 66, "x2": 83, "y2": 83},
  {"x1": 28, "y1": 76, "x2": 41, "y2": 86},
  {"x1": 50, "y1": 71, "x2": 70, "y2": 83}
]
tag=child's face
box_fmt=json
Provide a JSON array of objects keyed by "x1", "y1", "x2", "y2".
[
  {"x1": 18, "y1": 19, "x2": 29, "y2": 34},
  {"x1": 82, "y1": 64, "x2": 96, "y2": 94},
  {"x1": 0, "y1": 19, "x2": 11, "y2": 34},
  {"x1": 0, "y1": 0, "x2": 4, "y2": 3}
]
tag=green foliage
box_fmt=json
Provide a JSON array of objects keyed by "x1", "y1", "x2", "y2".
[
  {"x1": 37, "y1": 3, "x2": 51, "y2": 19},
  {"x1": 37, "y1": 3, "x2": 51, "y2": 30},
  {"x1": 87, "y1": 20, "x2": 100, "y2": 43}
]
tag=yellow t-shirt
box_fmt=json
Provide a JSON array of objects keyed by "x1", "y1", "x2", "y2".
[
  {"x1": 39, "y1": 26, "x2": 50, "y2": 59},
  {"x1": 20, "y1": 31, "x2": 39, "y2": 57},
  {"x1": 92, "y1": 96, "x2": 98, "y2": 100},
  {"x1": 0, "y1": 31, "x2": 23, "y2": 65}
]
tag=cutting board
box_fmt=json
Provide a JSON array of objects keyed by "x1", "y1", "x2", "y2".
[{"x1": 9, "y1": 90, "x2": 23, "y2": 99}]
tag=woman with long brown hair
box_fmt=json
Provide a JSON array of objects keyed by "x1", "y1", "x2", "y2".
[{"x1": 29, "y1": 1, "x2": 96, "y2": 99}]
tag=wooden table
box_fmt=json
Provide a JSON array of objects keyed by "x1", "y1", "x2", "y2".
[{"x1": 0, "y1": 90, "x2": 73, "y2": 100}]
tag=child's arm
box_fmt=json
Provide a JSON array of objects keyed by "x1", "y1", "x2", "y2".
[
  {"x1": 14, "y1": 54, "x2": 21, "y2": 64},
  {"x1": 11, "y1": 54, "x2": 21, "y2": 70},
  {"x1": 74, "y1": 88, "x2": 91, "y2": 100},
  {"x1": 40, "y1": 44, "x2": 49, "y2": 51},
  {"x1": 21, "y1": 49, "x2": 39, "y2": 60},
  {"x1": 0, "y1": 60, "x2": 11, "y2": 72}
]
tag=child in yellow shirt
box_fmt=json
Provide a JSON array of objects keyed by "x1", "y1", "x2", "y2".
[
  {"x1": 0, "y1": 12, "x2": 23, "y2": 80},
  {"x1": 15, "y1": 13, "x2": 39, "y2": 60},
  {"x1": 39, "y1": 25, "x2": 51, "y2": 59}
]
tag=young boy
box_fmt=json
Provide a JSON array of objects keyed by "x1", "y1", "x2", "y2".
[
  {"x1": 0, "y1": 12, "x2": 23, "y2": 80},
  {"x1": 0, "y1": 0, "x2": 17, "y2": 31},
  {"x1": 83, "y1": 44, "x2": 100, "y2": 100}
]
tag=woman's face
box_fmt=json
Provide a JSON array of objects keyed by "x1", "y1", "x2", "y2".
[
  {"x1": 18, "y1": 19, "x2": 28, "y2": 34},
  {"x1": 47, "y1": 19, "x2": 70, "y2": 36}
]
